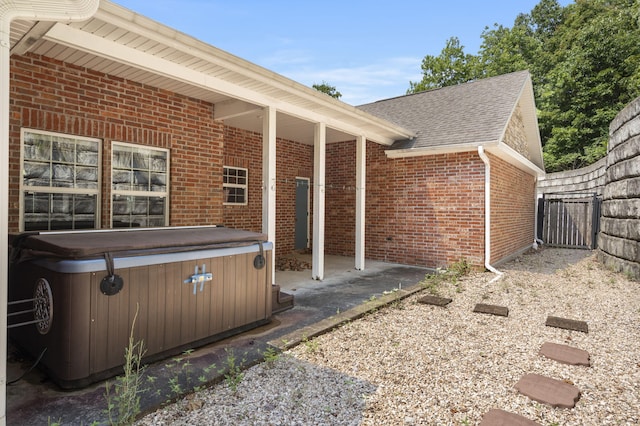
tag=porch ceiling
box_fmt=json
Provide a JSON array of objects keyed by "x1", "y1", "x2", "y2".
[{"x1": 9, "y1": 1, "x2": 414, "y2": 146}]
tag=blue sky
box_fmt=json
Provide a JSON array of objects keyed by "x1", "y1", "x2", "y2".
[{"x1": 114, "y1": 0, "x2": 573, "y2": 105}]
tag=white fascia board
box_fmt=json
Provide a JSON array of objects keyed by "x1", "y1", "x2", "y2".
[
  {"x1": 384, "y1": 139, "x2": 546, "y2": 178},
  {"x1": 45, "y1": 23, "x2": 405, "y2": 145},
  {"x1": 488, "y1": 143, "x2": 546, "y2": 177},
  {"x1": 95, "y1": 3, "x2": 416, "y2": 143},
  {"x1": 44, "y1": 23, "x2": 268, "y2": 105},
  {"x1": 384, "y1": 141, "x2": 499, "y2": 159}
]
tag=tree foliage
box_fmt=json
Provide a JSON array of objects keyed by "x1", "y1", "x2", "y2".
[
  {"x1": 312, "y1": 81, "x2": 342, "y2": 99},
  {"x1": 408, "y1": 37, "x2": 483, "y2": 92},
  {"x1": 409, "y1": 0, "x2": 640, "y2": 172}
]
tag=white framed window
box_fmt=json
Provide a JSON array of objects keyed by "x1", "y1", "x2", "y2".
[
  {"x1": 223, "y1": 166, "x2": 248, "y2": 205},
  {"x1": 111, "y1": 142, "x2": 169, "y2": 228},
  {"x1": 20, "y1": 129, "x2": 101, "y2": 231}
]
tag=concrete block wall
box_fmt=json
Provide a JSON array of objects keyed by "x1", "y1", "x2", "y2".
[
  {"x1": 598, "y1": 96, "x2": 640, "y2": 280},
  {"x1": 9, "y1": 54, "x2": 224, "y2": 232}
]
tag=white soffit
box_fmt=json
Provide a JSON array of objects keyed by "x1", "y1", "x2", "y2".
[{"x1": 14, "y1": 1, "x2": 414, "y2": 145}]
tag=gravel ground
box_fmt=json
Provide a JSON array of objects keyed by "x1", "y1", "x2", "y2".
[{"x1": 136, "y1": 248, "x2": 640, "y2": 425}]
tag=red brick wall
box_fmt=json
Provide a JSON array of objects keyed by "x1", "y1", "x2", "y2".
[
  {"x1": 275, "y1": 139, "x2": 314, "y2": 254},
  {"x1": 9, "y1": 54, "x2": 535, "y2": 268},
  {"x1": 222, "y1": 127, "x2": 314, "y2": 255},
  {"x1": 222, "y1": 127, "x2": 263, "y2": 232},
  {"x1": 326, "y1": 141, "x2": 357, "y2": 255},
  {"x1": 9, "y1": 54, "x2": 224, "y2": 232},
  {"x1": 489, "y1": 153, "x2": 536, "y2": 263},
  {"x1": 364, "y1": 144, "x2": 486, "y2": 268}
]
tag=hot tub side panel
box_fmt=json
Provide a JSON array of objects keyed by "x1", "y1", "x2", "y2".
[
  {"x1": 9, "y1": 263, "x2": 94, "y2": 384},
  {"x1": 10, "y1": 247, "x2": 272, "y2": 388}
]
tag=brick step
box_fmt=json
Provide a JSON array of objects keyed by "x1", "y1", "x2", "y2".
[
  {"x1": 271, "y1": 285, "x2": 294, "y2": 314},
  {"x1": 515, "y1": 373, "x2": 581, "y2": 408},
  {"x1": 479, "y1": 408, "x2": 541, "y2": 425},
  {"x1": 539, "y1": 342, "x2": 590, "y2": 366}
]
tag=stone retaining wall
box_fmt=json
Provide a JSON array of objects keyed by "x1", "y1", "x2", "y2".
[
  {"x1": 597, "y1": 96, "x2": 640, "y2": 280},
  {"x1": 537, "y1": 156, "x2": 606, "y2": 198}
]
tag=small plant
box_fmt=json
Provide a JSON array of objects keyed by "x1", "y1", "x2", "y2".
[
  {"x1": 421, "y1": 259, "x2": 471, "y2": 295},
  {"x1": 105, "y1": 304, "x2": 147, "y2": 426},
  {"x1": 449, "y1": 258, "x2": 471, "y2": 277},
  {"x1": 383, "y1": 288, "x2": 404, "y2": 309},
  {"x1": 301, "y1": 335, "x2": 320, "y2": 354},
  {"x1": 263, "y1": 346, "x2": 280, "y2": 365},
  {"x1": 219, "y1": 348, "x2": 245, "y2": 393}
]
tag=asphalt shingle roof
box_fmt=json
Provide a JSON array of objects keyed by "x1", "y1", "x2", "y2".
[{"x1": 357, "y1": 70, "x2": 531, "y2": 151}]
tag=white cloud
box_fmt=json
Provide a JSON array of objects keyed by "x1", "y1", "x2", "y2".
[{"x1": 273, "y1": 56, "x2": 424, "y2": 105}]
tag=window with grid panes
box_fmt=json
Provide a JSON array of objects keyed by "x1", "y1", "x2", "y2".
[
  {"x1": 20, "y1": 129, "x2": 101, "y2": 231},
  {"x1": 111, "y1": 142, "x2": 169, "y2": 228},
  {"x1": 223, "y1": 166, "x2": 247, "y2": 205}
]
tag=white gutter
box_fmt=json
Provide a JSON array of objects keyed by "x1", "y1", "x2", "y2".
[
  {"x1": 0, "y1": 2, "x2": 99, "y2": 424},
  {"x1": 385, "y1": 140, "x2": 499, "y2": 159},
  {"x1": 477, "y1": 146, "x2": 503, "y2": 282}
]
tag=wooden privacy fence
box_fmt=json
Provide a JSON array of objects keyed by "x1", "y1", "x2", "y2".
[{"x1": 537, "y1": 193, "x2": 602, "y2": 249}]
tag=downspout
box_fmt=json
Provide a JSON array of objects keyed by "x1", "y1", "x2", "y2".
[
  {"x1": 477, "y1": 146, "x2": 503, "y2": 282},
  {"x1": 0, "y1": 2, "x2": 99, "y2": 425},
  {"x1": 533, "y1": 176, "x2": 543, "y2": 249}
]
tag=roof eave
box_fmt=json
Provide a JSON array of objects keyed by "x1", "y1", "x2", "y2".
[
  {"x1": 93, "y1": 1, "x2": 415, "y2": 144},
  {"x1": 489, "y1": 143, "x2": 546, "y2": 177},
  {"x1": 384, "y1": 140, "x2": 499, "y2": 159}
]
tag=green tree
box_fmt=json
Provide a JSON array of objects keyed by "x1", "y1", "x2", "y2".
[
  {"x1": 408, "y1": 37, "x2": 482, "y2": 92},
  {"x1": 408, "y1": 0, "x2": 640, "y2": 172},
  {"x1": 539, "y1": 0, "x2": 640, "y2": 171},
  {"x1": 312, "y1": 81, "x2": 342, "y2": 99}
]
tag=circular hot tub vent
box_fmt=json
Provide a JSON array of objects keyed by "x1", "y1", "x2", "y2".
[{"x1": 33, "y1": 278, "x2": 53, "y2": 335}]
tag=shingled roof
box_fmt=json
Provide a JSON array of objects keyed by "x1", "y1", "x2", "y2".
[{"x1": 358, "y1": 71, "x2": 543, "y2": 171}]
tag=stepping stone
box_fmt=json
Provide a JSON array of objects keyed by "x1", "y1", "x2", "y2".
[
  {"x1": 515, "y1": 373, "x2": 581, "y2": 408},
  {"x1": 417, "y1": 295, "x2": 452, "y2": 307},
  {"x1": 545, "y1": 316, "x2": 588, "y2": 333},
  {"x1": 480, "y1": 409, "x2": 541, "y2": 426},
  {"x1": 539, "y1": 342, "x2": 590, "y2": 366},
  {"x1": 473, "y1": 303, "x2": 509, "y2": 317}
]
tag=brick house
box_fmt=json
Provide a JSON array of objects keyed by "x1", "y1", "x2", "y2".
[{"x1": 3, "y1": 1, "x2": 544, "y2": 285}]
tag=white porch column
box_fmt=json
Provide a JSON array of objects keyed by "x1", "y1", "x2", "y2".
[
  {"x1": 1, "y1": 3, "x2": 99, "y2": 425},
  {"x1": 355, "y1": 135, "x2": 366, "y2": 270},
  {"x1": 312, "y1": 122, "x2": 326, "y2": 280},
  {"x1": 262, "y1": 106, "x2": 277, "y2": 284}
]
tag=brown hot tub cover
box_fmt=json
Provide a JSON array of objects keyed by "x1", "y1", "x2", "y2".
[{"x1": 12, "y1": 226, "x2": 268, "y2": 260}]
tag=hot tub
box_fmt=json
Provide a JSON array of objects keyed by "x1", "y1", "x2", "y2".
[{"x1": 9, "y1": 226, "x2": 272, "y2": 389}]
